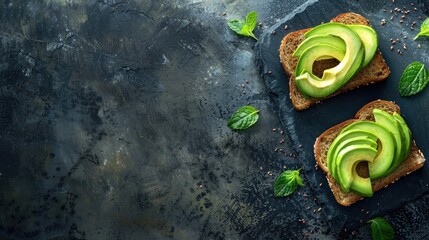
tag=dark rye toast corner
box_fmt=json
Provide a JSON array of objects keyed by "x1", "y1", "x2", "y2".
[{"x1": 279, "y1": 12, "x2": 390, "y2": 110}]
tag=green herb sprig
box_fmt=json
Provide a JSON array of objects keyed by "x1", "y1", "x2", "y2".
[
  {"x1": 414, "y1": 18, "x2": 429, "y2": 40},
  {"x1": 274, "y1": 169, "x2": 304, "y2": 197},
  {"x1": 398, "y1": 61, "x2": 429, "y2": 97},
  {"x1": 227, "y1": 11, "x2": 258, "y2": 40},
  {"x1": 367, "y1": 217, "x2": 394, "y2": 240},
  {"x1": 227, "y1": 105, "x2": 260, "y2": 130}
]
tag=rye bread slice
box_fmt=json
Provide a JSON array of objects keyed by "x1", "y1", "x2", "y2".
[
  {"x1": 314, "y1": 100, "x2": 426, "y2": 206},
  {"x1": 279, "y1": 12, "x2": 390, "y2": 110}
]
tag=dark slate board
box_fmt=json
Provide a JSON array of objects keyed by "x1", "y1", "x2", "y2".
[{"x1": 255, "y1": 0, "x2": 429, "y2": 235}]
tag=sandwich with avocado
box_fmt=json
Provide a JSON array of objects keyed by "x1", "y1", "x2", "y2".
[
  {"x1": 279, "y1": 12, "x2": 390, "y2": 110},
  {"x1": 314, "y1": 100, "x2": 426, "y2": 206}
]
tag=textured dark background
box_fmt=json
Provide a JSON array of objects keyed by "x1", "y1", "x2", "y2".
[{"x1": 0, "y1": 0, "x2": 428, "y2": 239}]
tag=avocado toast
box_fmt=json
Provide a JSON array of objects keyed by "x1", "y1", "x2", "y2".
[
  {"x1": 314, "y1": 100, "x2": 426, "y2": 206},
  {"x1": 279, "y1": 12, "x2": 390, "y2": 110}
]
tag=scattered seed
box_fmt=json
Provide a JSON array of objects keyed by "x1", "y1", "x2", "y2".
[
  {"x1": 319, "y1": 182, "x2": 323, "y2": 187},
  {"x1": 245, "y1": 80, "x2": 249, "y2": 84},
  {"x1": 403, "y1": 35, "x2": 408, "y2": 39},
  {"x1": 279, "y1": 139, "x2": 285, "y2": 144},
  {"x1": 274, "y1": 148, "x2": 278, "y2": 152},
  {"x1": 381, "y1": 19, "x2": 386, "y2": 26},
  {"x1": 268, "y1": 70, "x2": 272, "y2": 74},
  {"x1": 390, "y1": 46, "x2": 394, "y2": 51},
  {"x1": 284, "y1": 24, "x2": 288, "y2": 30},
  {"x1": 411, "y1": 26, "x2": 414, "y2": 30},
  {"x1": 272, "y1": 128, "x2": 277, "y2": 132},
  {"x1": 403, "y1": 44, "x2": 408, "y2": 50},
  {"x1": 258, "y1": 22, "x2": 263, "y2": 27},
  {"x1": 399, "y1": 19, "x2": 404, "y2": 23},
  {"x1": 222, "y1": 12, "x2": 226, "y2": 16},
  {"x1": 390, "y1": 16, "x2": 394, "y2": 21},
  {"x1": 317, "y1": 207, "x2": 322, "y2": 212},
  {"x1": 418, "y1": 44, "x2": 422, "y2": 48},
  {"x1": 271, "y1": 30, "x2": 276, "y2": 35}
]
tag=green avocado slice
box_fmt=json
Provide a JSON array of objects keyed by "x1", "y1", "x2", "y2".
[
  {"x1": 393, "y1": 112, "x2": 412, "y2": 160},
  {"x1": 294, "y1": 43, "x2": 345, "y2": 78},
  {"x1": 293, "y1": 35, "x2": 346, "y2": 60},
  {"x1": 373, "y1": 109, "x2": 403, "y2": 178},
  {"x1": 382, "y1": 112, "x2": 412, "y2": 175},
  {"x1": 336, "y1": 144, "x2": 377, "y2": 192},
  {"x1": 347, "y1": 25, "x2": 378, "y2": 68},
  {"x1": 340, "y1": 121, "x2": 395, "y2": 179},
  {"x1": 294, "y1": 22, "x2": 364, "y2": 98},
  {"x1": 350, "y1": 161, "x2": 373, "y2": 197},
  {"x1": 327, "y1": 133, "x2": 377, "y2": 181}
]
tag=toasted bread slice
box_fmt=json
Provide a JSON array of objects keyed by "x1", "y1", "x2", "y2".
[
  {"x1": 279, "y1": 13, "x2": 390, "y2": 110},
  {"x1": 314, "y1": 100, "x2": 426, "y2": 206}
]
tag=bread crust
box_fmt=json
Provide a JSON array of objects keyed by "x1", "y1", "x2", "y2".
[
  {"x1": 279, "y1": 12, "x2": 390, "y2": 110},
  {"x1": 314, "y1": 100, "x2": 426, "y2": 206}
]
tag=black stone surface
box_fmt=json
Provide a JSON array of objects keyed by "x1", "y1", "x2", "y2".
[
  {"x1": 256, "y1": 0, "x2": 429, "y2": 237},
  {"x1": 0, "y1": 0, "x2": 428, "y2": 239}
]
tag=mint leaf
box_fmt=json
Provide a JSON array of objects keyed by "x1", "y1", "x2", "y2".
[
  {"x1": 414, "y1": 18, "x2": 429, "y2": 40},
  {"x1": 241, "y1": 25, "x2": 258, "y2": 40},
  {"x1": 227, "y1": 11, "x2": 258, "y2": 40},
  {"x1": 398, "y1": 62, "x2": 429, "y2": 96},
  {"x1": 274, "y1": 169, "x2": 304, "y2": 197},
  {"x1": 227, "y1": 19, "x2": 245, "y2": 35},
  {"x1": 227, "y1": 106, "x2": 260, "y2": 130},
  {"x1": 245, "y1": 11, "x2": 258, "y2": 31},
  {"x1": 368, "y1": 217, "x2": 394, "y2": 240}
]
